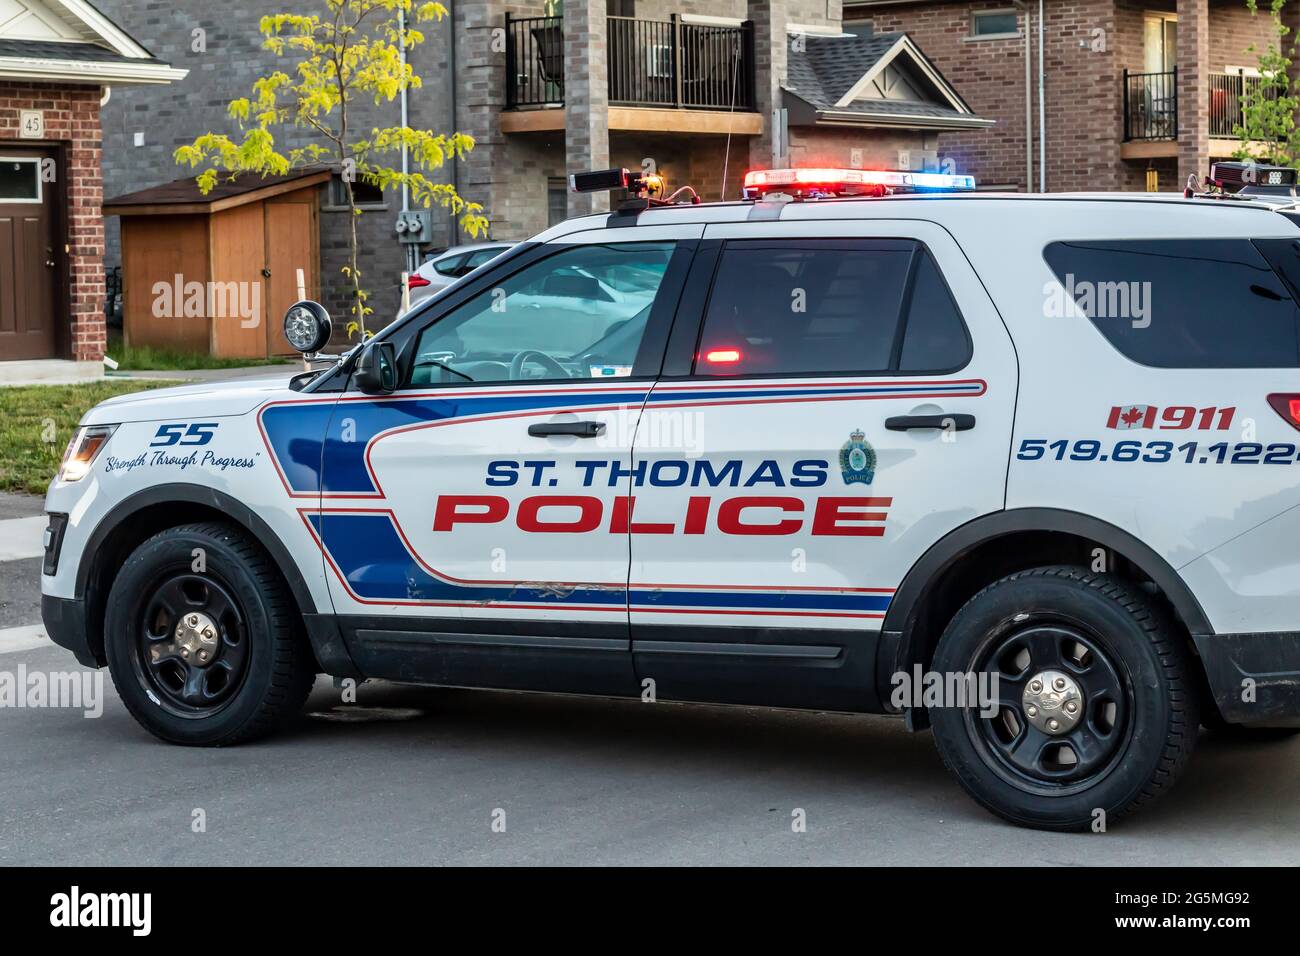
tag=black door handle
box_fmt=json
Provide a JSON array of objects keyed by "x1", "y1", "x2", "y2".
[
  {"x1": 528, "y1": 420, "x2": 606, "y2": 438},
  {"x1": 885, "y1": 413, "x2": 976, "y2": 431}
]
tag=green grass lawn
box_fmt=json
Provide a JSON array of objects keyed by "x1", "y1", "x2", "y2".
[
  {"x1": 0, "y1": 381, "x2": 172, "y2": 496},
  {"x1": 106, "y1": 331, "x2": 291, "y2": 371}
]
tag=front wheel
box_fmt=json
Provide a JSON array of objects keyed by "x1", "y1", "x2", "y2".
[
  {"x1": 928, "y1": 566, "x2": 1199, "y2": 830},
  {"x1": 104, "y1": 522, "x2": 316, "y2": 746}
]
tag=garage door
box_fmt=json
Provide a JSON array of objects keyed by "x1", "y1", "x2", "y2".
[{"x1": 0, "y1": 152, "x2": 58, "y2": 360}]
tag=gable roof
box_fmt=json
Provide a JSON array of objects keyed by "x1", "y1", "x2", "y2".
[
  {"x1": 784, "y1": 31, "x2": 992, "y2": 131},
  {"x1": 0, "y1": 0, "x2": 186, "y2": 84}
]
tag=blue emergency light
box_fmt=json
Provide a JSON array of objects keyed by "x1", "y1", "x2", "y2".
[{"x1": 742, "y1": 167, "x2": 976, "y2": 199}]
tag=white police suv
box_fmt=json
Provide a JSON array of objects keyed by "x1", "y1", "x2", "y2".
[{"x1": 41, "y1": 163, "x2": 1300, "y2": 830}]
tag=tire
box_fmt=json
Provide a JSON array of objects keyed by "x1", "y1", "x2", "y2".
[
  {"x1": 928, "y1": 565, "x2": 1199, "y2": 830},
  {"x1": 104, "y1": 521, "x2": 316, "y2": 746}
]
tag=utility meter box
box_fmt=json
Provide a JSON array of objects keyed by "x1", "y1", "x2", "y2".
[{"x1": 395, "y1": 209, "x2": 432, "y2": 244}]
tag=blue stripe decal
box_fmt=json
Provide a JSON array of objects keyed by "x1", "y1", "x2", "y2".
[
  {"x1": 309, "y1": 512, "x2": 626, "y2": 606},
  {"x1": 628, "y1": 588, "x2": 890, "y2": 613},
  {"x1": 311, "y1": 512, "x2": 891, "y2": 613},
  {"x1": 265, "y1": 382, "x2": 981, "y2": 496},
  {"x1": 265, "y1": 390, "x2": 648, "y2": 495}
]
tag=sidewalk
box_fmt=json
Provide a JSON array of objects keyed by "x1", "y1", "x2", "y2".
[
  {"x1": 0, "y1": 491, "x2": 44, "y2": 521},
  {"x1": 0, "y1": 495, "x2": 46, "y2": 637},
  {"x1": 110, "y1": 363, "x2": 299, "y2": 384}
]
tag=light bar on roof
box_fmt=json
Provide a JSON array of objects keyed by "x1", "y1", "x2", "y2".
[{"x1": 742, "y1": 167, "x2": 976, "y2": 198}]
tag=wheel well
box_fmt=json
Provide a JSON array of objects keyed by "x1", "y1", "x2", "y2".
[
  {"x1": 81, "y1": 499, "x2": 311, "y2": 667},
  {"x1": 900, "y1": 529, "x2": 1196, "y2": 680}
]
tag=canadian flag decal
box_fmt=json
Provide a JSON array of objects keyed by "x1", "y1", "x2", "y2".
[{"x1": 1107, "y1": 405, "x2": 1155, "y2": 429}]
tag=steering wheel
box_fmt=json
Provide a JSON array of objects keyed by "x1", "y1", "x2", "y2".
[{"x1": 510, "y1": 349, "x2": 571, "y2": 380}]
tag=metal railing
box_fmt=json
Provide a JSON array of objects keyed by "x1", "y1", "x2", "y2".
[
  {"x1": 1123, "y1": 70, "x2": 1177, "y2": 141},
  {"x1": 1123, "y1": 69, "x2": 1279, "y2": 142},
  {"x1": 505, "y1": 14, "x2": 755, "y2": 111},
  {"x1": 505, "y1": 15, "x2": 564, "y2": 109},
  {"x1": 1209, "y1": 71, "x2": 1271, "y2": 138}
]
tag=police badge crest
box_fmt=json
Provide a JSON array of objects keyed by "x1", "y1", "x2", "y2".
[{"x1": 839, "y1": 429, "x2": 876, "y2": 485}]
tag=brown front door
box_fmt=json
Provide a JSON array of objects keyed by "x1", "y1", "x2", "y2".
[{"x1": 0, "y1": 150, "x2": 59, "y2": 360}]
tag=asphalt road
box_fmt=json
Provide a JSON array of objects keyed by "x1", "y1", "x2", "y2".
[{"x1": 2, "y1": 492, "x2": 1298, "y2": 866}]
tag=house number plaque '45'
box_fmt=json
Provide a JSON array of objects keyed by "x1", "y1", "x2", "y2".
[{"x1": 20, "y1": 111, "x2": 44, "y2": 139}]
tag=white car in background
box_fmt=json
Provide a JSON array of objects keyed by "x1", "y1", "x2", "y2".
[{"x1": 405, "y1": 242, "x2": 514, "y2": 308}]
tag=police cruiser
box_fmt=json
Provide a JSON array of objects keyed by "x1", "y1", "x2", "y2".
[{"x1": 40, "y1": 163, "x2": 1300, "y2": 830}]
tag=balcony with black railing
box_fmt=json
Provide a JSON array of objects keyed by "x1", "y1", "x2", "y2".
[
  {"x1": 1122, "y1": 70, "x2": 1177, "y2": 141},
  {"x1": 505, "y1": 13, "x2": 756, "y2": 112},
  {"x1": 1123, "y1": 69, "x2": 1277, "y2": 142}
]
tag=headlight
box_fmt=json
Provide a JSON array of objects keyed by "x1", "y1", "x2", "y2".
[{"x1": 59, "y1": 424, "x2": 117, "y2": 482}]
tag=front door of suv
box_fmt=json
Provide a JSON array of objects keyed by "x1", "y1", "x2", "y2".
[
  {"x1": 627, "y1": 220, "x2": 1018, "y2": 710},
  {"x1": 311, "y1": 225, "x2": 700, "y2": 694}
]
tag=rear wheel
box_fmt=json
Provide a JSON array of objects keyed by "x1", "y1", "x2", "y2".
[
  {"x1": 104, "y1": 522, "x2": 316, "y2": 746},
  {"x1": 928, "y1": 566, "x2": 1199, "y2": 830}
]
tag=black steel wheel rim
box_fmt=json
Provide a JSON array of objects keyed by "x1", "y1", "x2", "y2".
[
  {"x1": 132, "y1": 572, "x2": 250, "y2": 718},
  {"x1": 966, "y1": 622, "x2": 1132, "y2": 793}
]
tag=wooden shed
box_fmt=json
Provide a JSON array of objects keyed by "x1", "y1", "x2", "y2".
[{"x1": 104, "y1": 167, "x2": 329, "y2": 359}]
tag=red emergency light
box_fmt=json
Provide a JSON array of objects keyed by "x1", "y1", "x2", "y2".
[
  {"x1": 703, "y1": 348, "x2": 743, "y2": 365},
  {"x1": 742, "y1": 167, "x2": 976, "y2": 200}
]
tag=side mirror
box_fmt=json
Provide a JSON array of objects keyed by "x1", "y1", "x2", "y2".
[
  {"x1": 353, "y1": 340, "x2": 398, "y2": 394},
  {"x1": 282, "y1": 300, "x2": 332, "y2": 355}
]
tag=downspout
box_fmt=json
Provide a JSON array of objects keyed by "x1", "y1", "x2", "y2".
[
  {"x1": 1038, "y1": 0, "x2": 1046, "y2": 191},
  {"x1": 448, "y1": 0, "x2": 461, "y2": 240},
  {"x1": 399, "y1": 6, "x2": 417, "y2": 275},
  {"x1": 1012, "y1": 0, "x2": 1032, "y2": 192}
]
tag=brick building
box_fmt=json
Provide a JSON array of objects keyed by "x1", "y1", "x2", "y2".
[
  {"x1": 93, "y1": 0, "x2": 987, "y2": 339},
  {"x1": 843, "y1": 0, "x2": 1282, "y2": 193},
  {"x1": 0, "y1": 0, "x2": 181, "y2": 373}
]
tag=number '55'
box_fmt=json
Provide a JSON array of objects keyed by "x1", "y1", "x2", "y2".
[{"x1": 150, "y1": 423, "x2": 219, "y2": 447}]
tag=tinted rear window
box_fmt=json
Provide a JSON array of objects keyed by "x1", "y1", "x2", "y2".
[
  {"x1": 1043, "y1": 239, "x2": 1300, "y2": 368},
  {"x1": 694, "y1": 239, "x2": 971, "y2": 376}
]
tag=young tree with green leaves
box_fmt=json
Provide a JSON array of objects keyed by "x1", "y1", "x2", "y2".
[
  {"x1": 175, "y1": 0, "x2": 488, "y2": 340},
  {"x1": 1235, "y1": 0, "x2": 1300, "y2": 167}
]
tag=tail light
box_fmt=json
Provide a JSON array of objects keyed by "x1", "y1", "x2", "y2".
[
  {"x1": 1267, "y1": 393, "x2": 1300, "y2": 431},
  {"x1": 408, "y1": 274, "x2": 431, "y2": 289}
]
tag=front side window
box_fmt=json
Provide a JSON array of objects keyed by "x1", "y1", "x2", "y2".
[
  {"x1": 1043, "y1": 239, "x2": 1300, "y2": 368},
  {"x1": 693, "y1": 239, "x2": 971, "y2": 376},
  {"x1": 409, "y1": 241, "x2": 675, "y2": 385}
]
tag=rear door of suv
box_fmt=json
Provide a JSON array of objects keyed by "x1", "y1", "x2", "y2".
[{"x1": 626, "y1": 218, "x2": 1018, "y2": 710}]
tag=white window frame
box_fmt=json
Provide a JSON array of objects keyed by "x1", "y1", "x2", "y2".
[
  {"x1": 322, "y1": 172, "x2": 388, "y2": 212},
  {"x1": 0, "y1": 156, "x2": 43, "y2": 204},
  {"x1": 967, "y1": 9, "x2": 1022, "y2": 42}
]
